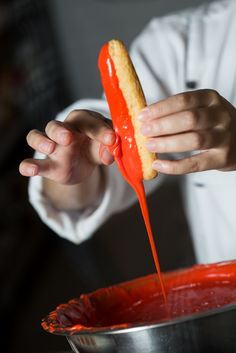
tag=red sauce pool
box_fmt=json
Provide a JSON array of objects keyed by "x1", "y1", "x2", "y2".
[{"x1": 42, "y1": 261, "x2": 236, "y2": 334}]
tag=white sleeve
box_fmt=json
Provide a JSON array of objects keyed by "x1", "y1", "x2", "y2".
[
  {"x1": 28, "y1": 14, "x2": 186, "y2": 244},
  {"x1": 129, "y1": 13, "x2": 189, "y2": 101}
]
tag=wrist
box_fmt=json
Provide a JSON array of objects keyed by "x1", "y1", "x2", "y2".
[{"x1": 42, "y1": 166, "x2": 105, "y2": 210}]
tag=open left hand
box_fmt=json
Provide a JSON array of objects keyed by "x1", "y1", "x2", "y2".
[{"x1": 138, "y1": 89, "x2": 236, "y2": 174}]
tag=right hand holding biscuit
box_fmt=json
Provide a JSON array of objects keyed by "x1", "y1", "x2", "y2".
[
  {"x1": 19, "y1": 110, "x2": 115, "y2": 184},
  {"x1": 139, "y1": 89, "x2": 236, "y2": 175}
]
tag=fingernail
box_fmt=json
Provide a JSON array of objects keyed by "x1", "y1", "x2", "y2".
[
  {"x1": 152, "y1": 160, "x2": 165, "y2": 171},
  {"x1": 39, "y1": 141, "x2": 53, "y2": 154},
  {"x1": 138, "y1": 108, "x2": 150, "y2": 121},
  {"x1": 102, "y1": 148, "x2": 114, "y2": 163},
  {"x1": 103, "y1": 132, "x2": 115, "y2": 145},
  {"x1": 145, "y1": 140, "x2": 156, "y2": 151},
  {"x1": 26, "y1": 165, "x2": 38, "y2": 176},
  {"x1": 140, "y1": 123, "x2": 152, "y2": 136}
]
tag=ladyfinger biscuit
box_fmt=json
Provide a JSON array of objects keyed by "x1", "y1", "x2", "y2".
[{"x1": 108, "y1": 40, "x2": 157, "y2": 180}]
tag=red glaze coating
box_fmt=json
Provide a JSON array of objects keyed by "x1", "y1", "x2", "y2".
[
  {"x1": 98, "y1": 43, "x2": 143, "y2": 181},
  {"x1": 42, "y1": 261, "x2": 236, "y2": 334},
  {"x1": 98, "y1": 43, "x2": 166, "y2": 302}
]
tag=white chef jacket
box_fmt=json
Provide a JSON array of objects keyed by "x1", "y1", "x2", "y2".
[{"x1": 29, "y1": 0, "x2": 236, "y2": 264}]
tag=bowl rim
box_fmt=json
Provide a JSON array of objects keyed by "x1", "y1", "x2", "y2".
[{"x1": 49, "y1": 301, "x2": 236, "y2": 337}]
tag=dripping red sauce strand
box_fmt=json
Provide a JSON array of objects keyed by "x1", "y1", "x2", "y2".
[{"x1": 98, "y1": 43, "x2": 166, "y2": 303}]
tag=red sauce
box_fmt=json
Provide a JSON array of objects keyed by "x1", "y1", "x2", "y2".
[
  {"x1": 98, "y1": 43, "x2": 166, "y2": 303},
  {"x1": 42, "y1": 261, "x2": 236, "y2": 334}
]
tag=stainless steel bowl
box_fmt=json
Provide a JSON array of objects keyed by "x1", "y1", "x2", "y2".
[
  {"x1": 43, "y1": 262, "x2": 236, "y2": 353},
  {"x1": 63, "y1": 303, "x2": 236, "y2": 353}
]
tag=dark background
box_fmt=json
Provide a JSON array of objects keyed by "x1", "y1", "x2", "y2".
[{"x1": 1, "y1": 0, "x2": 213, "y2": 352}]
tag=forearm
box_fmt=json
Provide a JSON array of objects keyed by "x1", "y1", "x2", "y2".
[{"x1": 42, "y1": 166, "x2": 105, "y2": 210}]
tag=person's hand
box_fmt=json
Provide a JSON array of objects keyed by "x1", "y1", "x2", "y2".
[
  {"x1": 19, "y1": 110, "x2": 115, "y2": 184},
  {"x1": 138, "y1": 89, "x2": 236, "y2": 174}
]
